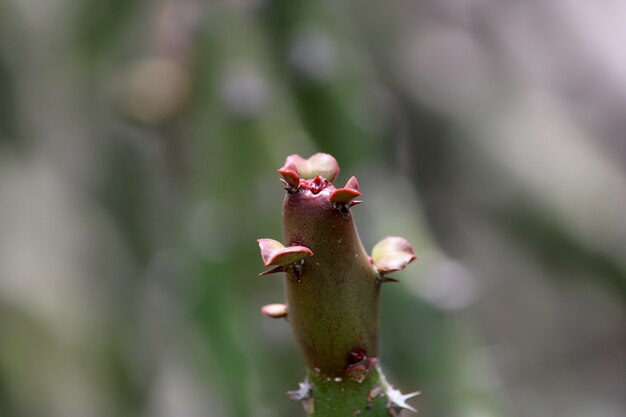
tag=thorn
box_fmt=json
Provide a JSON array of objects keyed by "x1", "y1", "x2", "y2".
[
  {"x1": 288, "y1": 380, "x2": 312, "y2": 401},
  {"x1": 261, "y1": 303, "x2": 288, "y2": 319},
  {"x1": 332, "y1": 200, "x2": 362, "y2": 217},
  {"x1": 259, "y1": 265, "x2": 285, "y2": 276},
  {"x1": 386, "y1": 387, "x2": 420, "y2": 413},
  {"x1": 370, "y1": 272, "x2": 400, "y2": 284}
]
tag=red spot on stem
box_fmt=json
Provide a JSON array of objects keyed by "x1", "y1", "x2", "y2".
[
  {"x1": 304, "y1": 176, "x2": 329, "y2": 194},
  {"x1": 348, "y1": 349, "x2": 366, "y2": 364}
]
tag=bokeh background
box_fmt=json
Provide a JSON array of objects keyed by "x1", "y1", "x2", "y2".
[{"x1": 1, "y1": 0, "x2": 625, "y2": 416}]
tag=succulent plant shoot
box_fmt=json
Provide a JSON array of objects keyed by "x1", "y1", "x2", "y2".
[{"x1": 258, "y1": 153, "x2": 418, "y2": 416}]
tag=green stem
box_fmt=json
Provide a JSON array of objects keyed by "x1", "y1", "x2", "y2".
[{"x1": 304, "y1": 366, "x2": 393, "y2": 417}]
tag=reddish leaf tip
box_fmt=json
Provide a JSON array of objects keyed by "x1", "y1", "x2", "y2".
[
  {"x1": 277, "y1": 162, "x2": 300, "y2": 188},
  {"x1": 330, "y1": 176, "x2": 361, "y2": 204},
  {"x1": 257, "y1": 238, "x2": 313, "y2": 267},
  {"x1": 344, "y1": 176, "x2": 359, "y2": 191}
]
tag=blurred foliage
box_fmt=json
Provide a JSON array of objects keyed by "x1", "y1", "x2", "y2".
[{"x1": 0, "y1": 1, "x2": 625, "y2": 417}]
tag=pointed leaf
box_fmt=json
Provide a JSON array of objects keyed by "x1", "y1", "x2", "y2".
[
  {"x1": 277, "y1": 162, "x2": 300, "y2": 187},
  {"x1": 258, "y1": 238, "x2": 286, "y2": 265},
  {"x1": 371, "y1": 236, "x2": 416, "y2": 274},
  {"x1": 257, "y1": 238, "x2": 313, "y2": 267},
  {"x1": 330, "y1": 176, "x2": 361, "y2": 203}
]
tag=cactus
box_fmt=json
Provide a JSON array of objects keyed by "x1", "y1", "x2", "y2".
[{"x1": 258, "y1": 153, "x2": 418, "y2": 416}]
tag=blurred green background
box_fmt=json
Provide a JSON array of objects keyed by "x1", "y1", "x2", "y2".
[{"x1": 0, "y1": 0, "x2": 625, "y2": 416}]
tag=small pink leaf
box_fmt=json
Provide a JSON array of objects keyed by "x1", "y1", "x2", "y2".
[
  {"x1": 277, "y1": 162, "x2": 300, "y2": 187},
  {"x1": 330, "y1": 176, "x2": 361, "y2": 204},
  {"x1": 258, "y1": 238, "x2": 286, "y2": 265},
  {"x1": 371, "y1": 236, "x2": 416, "y2": 274},
  {"x1": 269, "y1": 245, "x2": 313, "y2": 266},
  {"x1": 307, "y1": 153, "x2": 340, "y2": 183},
  {"x1": 284, "y1": 155, "x2": 308, "y2": 172},
  {"x1": 279, "y1": 153, "x2": 339, "y2": 183},
  {"x1": 344, "y1": 176, "x2": 359, "y2": 191},
  {"x1": 257, "y1": 238, "x2": 313, "y2": 267},
  {"x1": 261, "y1": 303, "x2": 288, "y2": 319}
]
